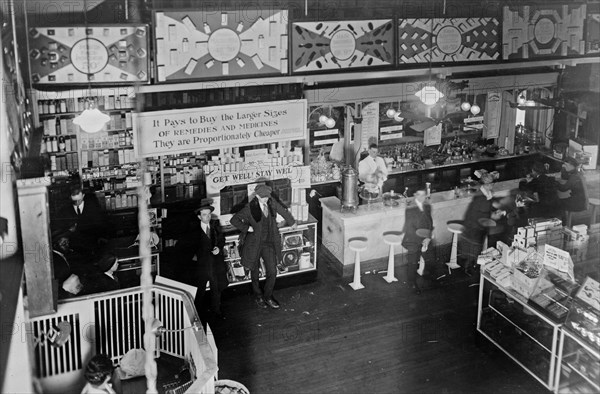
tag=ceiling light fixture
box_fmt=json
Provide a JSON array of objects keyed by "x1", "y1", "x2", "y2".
[
  {"x1": 415, "y1": 19, "x2": 444, "y2": 106},
  {"x1": 73, "y1": 0, "x2": 109, "y2": 133}
]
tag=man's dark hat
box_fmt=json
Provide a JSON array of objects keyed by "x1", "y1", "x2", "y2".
[{"x1": 194, "y1": 202, "x2": 215, "y2": 214}]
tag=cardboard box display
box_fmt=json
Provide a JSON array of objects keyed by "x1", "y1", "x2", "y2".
[
  {"x1": 517, "y1": 226, "x2": 535, "y2": 238},
  {"x1": 511, "y1": 267, "x2": 543, "y2": 299}
]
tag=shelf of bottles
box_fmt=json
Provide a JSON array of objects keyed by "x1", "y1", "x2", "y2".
[
  {"x1": 38, "y1": 94, "x2": 137, "y2": 178},
  {"x1": 223, "y1": 218, "x2": 317, "y2": 286},
  {"x1": 159, "y1": 152, "x2": 209, "y2": 202}
]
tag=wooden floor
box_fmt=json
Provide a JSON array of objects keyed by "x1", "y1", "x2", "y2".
[{"x1": 209, "y1": 250, "x2": 550, "y2": 394}]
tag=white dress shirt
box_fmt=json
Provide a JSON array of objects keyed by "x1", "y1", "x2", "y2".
[
  {"x1": 73, "y1": 200, "x2": 85, "y2": 215},
  {"x1": 201, "y1": 222, "x2": 211, "y2": 237},
  {"x1": 358, "y1": 155, "x2": 388, "y2": 187}
]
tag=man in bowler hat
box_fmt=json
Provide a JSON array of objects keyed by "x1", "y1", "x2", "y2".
[
  {"x1": 231, "y1": 184, "x2": 296, "y2": 309},
  {"x1": 178, "y1": 202, "x2": 228, "y2": 319}
]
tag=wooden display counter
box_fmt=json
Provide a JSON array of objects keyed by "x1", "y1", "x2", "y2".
[{"x1": 320, "y1": 179, "x2": 522, "y2": 276}]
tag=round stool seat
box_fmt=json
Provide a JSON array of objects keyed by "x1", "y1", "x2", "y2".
[
  {"x1": 349, "y1": 238, "x2": 368, "y2": 252},
  {"x1": 589, "y1": 198, "x2": 600, "y2": 207},
  {"x1": 383, "y1": 232, "x2": 403, "y2": 245},
  {"x1": 447, "y1": 223, "x2": 465, "y2": 234}
]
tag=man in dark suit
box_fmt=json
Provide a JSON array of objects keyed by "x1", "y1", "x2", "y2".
[
  {"x1": 402, "y1": 187, "x2": 434, "y2": 295},
  {"x1": 55, "y1": 184, "x2": 108, "y2": 256},
  {"x1": 230, "y1": 184, "x2": 296, "y2": 309},
  {"x1": 178, "y1": 203, "x2": 228, "y2": 318}
]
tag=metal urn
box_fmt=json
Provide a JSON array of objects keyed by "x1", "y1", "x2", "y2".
[{"x1": 340, "y1": 166, "x2": 359, "y2": 213}]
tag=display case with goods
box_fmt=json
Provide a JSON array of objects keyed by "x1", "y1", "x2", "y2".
[
  {"x1": 222, "y1": 216, "x2": 317, "y2": 286},
  {"x1": 477, "y1": 271, "x2": 563, "y2": 390},
  {"x1": 554, "y1": 276, "x2": 600, "y2": 394}
]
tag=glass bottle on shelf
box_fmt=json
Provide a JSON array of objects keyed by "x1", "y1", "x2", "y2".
[
  {"x1": 58, "y1": 136, "x2": 66, "y2": 152},
  {"x1": 51, "y1": 136, "x2": 58, "y2": 152},
  {"x1": 48, "y1": 100, "x2": 56, "y2": 114}
]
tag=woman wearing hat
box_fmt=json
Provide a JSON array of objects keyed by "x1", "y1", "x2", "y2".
[
  {"x1": 84, "y1": 253, "x2": 120, "y2": 294},
  {"x1": 177, "y1": 202, "x2": 228, "y2": 319},
  {"x1": 557, "y1": 157, "x2": 589, "y2": 223},
  {"x1": 230, "y1": 184, "x2": 296, "y2": 309},
  {"x1": 458, "y1": 170, "x2": 505, "y2": 276}
]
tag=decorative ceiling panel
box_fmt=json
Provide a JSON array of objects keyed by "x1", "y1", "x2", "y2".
[
  {"x1": 154, "y1": 10, "x2": 288, "y2": 82},
  {"x1": 28, "y1": 25, "x2": 149, "y2": 84},
  {"x1": 502, "y1": 4, "x2": 586, "y2": 60},
  {"x1": 291, "y1": 20, "x2": 394, "y2": 73},
  {"x1": 397, "y1": 18, "x2": 500, "y2": 64}
]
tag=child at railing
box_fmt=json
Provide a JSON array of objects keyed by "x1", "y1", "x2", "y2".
[{"x1": 81, "y1": 354, "x2": 120, "y2": 394}]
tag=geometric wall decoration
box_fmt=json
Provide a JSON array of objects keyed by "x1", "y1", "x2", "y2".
[
  {"x1": 586, "y1": 13, "x2": 600, "y2": 54},
  {"x1": 502, "y1": 4, "x2": 586, "y2": 60},
  {"x1": 154, "y1": 10, "x2": 288, "y2": 82},
  {"x1": 28, "y1": 25, "x2": 149, "y2": 84},
  {"x1": 398, "y1": 18, "x2": 500, "y2": 63},
  {"x1": 291, "y1": 20, "x2": 394, "y2": 73}
]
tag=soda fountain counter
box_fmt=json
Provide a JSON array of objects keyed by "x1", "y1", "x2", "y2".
[{"x1": 320, "y1": 178, "x2": 522, "y2": 277}]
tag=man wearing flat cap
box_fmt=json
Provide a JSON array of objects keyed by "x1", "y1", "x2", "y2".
[
  {"x1": 231, "y1": 184, "x2": 297, "y2": 309},
  {"x1": 177, "y1": 202, "x2": 228, "y2": 319}
]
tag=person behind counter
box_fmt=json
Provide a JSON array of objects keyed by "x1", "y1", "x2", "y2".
[
  {"x1": 458, "y1": 170, "x2": 506, "y2": 277},
  {"x1": 177, "y1": 202, "x2": 228, "y2": 320},
  {"x1": 519, "y1": 161, "x2": 558, "y2": 218},
  {"x1": 401, "y1": 186, "x2": 434, "y2": 295},
  {"x1": 358, "y1": 143, "x2": 388, "y2": 191},
  {"x1": 557, "y1": 157, "x2": 589, "y2": 224},
  {"x1": 56, "y1": 184, "x2": 109, "y2": 255},
  {"x1": 231, "y1": 184, "x2": 297, "y2": 310}
]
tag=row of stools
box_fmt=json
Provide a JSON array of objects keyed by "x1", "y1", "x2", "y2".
[{"x1": 348, "y1": 221, "x2": 467, "y2": 290}]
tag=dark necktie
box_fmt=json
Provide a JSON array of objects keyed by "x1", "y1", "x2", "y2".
[
  {"x1": 77, "y1": 206, "x2": 81, "y2": 215},
  {"x1": 205, "y1": 225, "x2": 210, "y2": 239}
]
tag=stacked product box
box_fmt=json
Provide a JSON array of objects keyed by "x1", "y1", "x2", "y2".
[
  {"x1": 564, "y1": 224, "x2": 589, "y2": 262},
  {"x1": 528, "y1": 217, "x2": 563, "y2": 248}
]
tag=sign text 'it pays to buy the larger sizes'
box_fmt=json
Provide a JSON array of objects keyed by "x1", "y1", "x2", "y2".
[{"x1": 132, "y1": 100, "x2": 307, "y2": 157}]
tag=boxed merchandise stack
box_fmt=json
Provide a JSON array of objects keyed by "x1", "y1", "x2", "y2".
[
  {"x1": 563, "y1": 224, "x2": 590, "y2": 262},
  {"x1": 513, "y1": 225, "x2": 536, "y2": 249},
  {"x1": 290, "y1": 188, "x2": 309, "y2": 222},
  {"x1": 527, "y1": 217, "x2": 563, "y2": 248}
]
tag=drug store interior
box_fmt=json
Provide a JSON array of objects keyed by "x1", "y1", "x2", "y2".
[{"x1": 1, "y1": 0, "x2": 599, "y2": 393}]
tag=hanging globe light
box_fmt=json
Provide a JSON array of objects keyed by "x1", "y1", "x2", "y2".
[
  {"x1": 325, "y1": 118, "x2": 336, "y2": 129},
  {"x1": 415, "y1": 85, "x2": 444, "y2": 106},
  {"x1": 386, "y1": 108, "x2": 397, "y2": 118},
  {"x1": 470, "y1": 104, "x2": 481, "y2": 116},
  {"x1": 461, "y1": 101, "x2": 472, "y2": 111},
  {"x1": 393, "y1": 112, "x2": 404, "y2": 122},
  {"x1": 319, "y1": 114, "x2": 328, "y2": 124}
]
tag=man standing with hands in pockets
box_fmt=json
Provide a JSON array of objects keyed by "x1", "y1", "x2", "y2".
[
  {"x1": 231, "y1": 184, "x2": 296, "y2": 309},
  {"x1": 178, "y1": 202, "x2": 228, "y2": 319}
]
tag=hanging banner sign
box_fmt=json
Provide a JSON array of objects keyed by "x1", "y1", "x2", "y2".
[
  {"x1": 484, "y1": 90, "x2": 502, "y2": 139},
  {"x1": 206, "y1": 164, "x2": 310, "y2": 195},
  {"x1": 206, "y1": 164, "x2": 310, "y2": 220},
  {"x1": 133, "y1": 100, "x2": 307, "y2": 157}
]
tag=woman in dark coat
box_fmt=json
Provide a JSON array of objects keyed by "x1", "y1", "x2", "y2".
[
  {"x1": 458, "y1": 172, "x2": 505, "y2": 276},
  {"x1": 230, "y1": 184, "x2": 296, "y2": 309}
]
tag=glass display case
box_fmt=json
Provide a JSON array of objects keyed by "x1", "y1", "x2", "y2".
[
  {"x1": 528, "y1": 268, "x2": 579, "y2": 323},
  {"x1": 222, "y1": 216, "x2": 317, "y2": 286},
  {"x1": 477, "y1": 272, "x2": 563, "y2": 390},
  {"x1": 555, "y1": 328, "x2": 600, "y2": 394}
]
